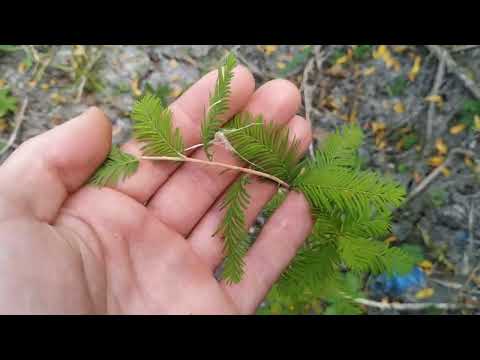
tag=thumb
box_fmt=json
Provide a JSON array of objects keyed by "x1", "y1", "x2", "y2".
[{"x1": 0, "y1": 107, "x2": 112, "y2": 223}]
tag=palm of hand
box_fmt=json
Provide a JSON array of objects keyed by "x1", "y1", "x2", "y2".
[{"x1": 0, "y1": 66, "x2": 313, "y2": 314}]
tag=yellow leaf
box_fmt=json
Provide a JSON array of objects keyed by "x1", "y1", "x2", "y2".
[
  {"x1": 419, "y1": 260, "x2": 433, "y2": 274},
  {"x1": 50, "y1": 92, "x2": 66, "y2": 104},
  {"x1": 130, "y1": 79, "x2": 142, "y2": 97},
  {"x1": 441, "y1": 167, "x2": 451, "y2": 177},
  {"x1": 435, "y1": 138, "x2": 448, "y2": 155},
  {"x1": 17, "y1": 62, "x2": 28, "y2": 74},
  {"x1": 0, "y1": 118, "x2": 8, "y2": 133},
  {"x1": 415, "y1": 287, "x2": 434, "y2": 300},
  {"x1": 408, "y1": 56, "x2": 422, "y2": 82},
  {"x1": 413, "y1": 171, "x2": 423, "y2": 184},
  {"x1": 465, "y1": 156, "x2": 474, "y2": 167},
  {"x1": 393, "y1": 101, "x2": 406, "y2": 113},
  {"x1": 384, "y1": 235, "x2": 397, "y2": 245},
  {"x1": 276, "y1": 62, "x2": 286, "y2": 70},
  {"x1": 363, "y1": 66, "x2": 376, "y2": 76},
  {"x1": 170, "y1": 86, "x2": 183, "y2": 98},
  {"x1": 450, "y1": 123, "x2": 466, "y2": 135},
  {"x1": 336, "y1": 55, "x2": 349, "y2": 65},
  {"x1": 264, "y1": 45, "x2": 278, "y2": 56},
  {"x1": 0, "y1": 79, "x2": 6, "y2": 89},
  {"x1": 393, "y1": 45, "x2": 408, "y2": 53},
  {"x1": 169, "y1": 59, "x2": 178, "y2": 69},
  {"x1": 474, "y1": 115, "x2": 480, "y2": 131},
  {"x1": 376, "y1": 139, "x2": 387, "y2": 150},
  {"x1": 40, "y1": 83, "x2": 49, "y2": 91},
  {"x1": 425, "y1": 95, "x2": 444, "y2": 105},
  {"x1": 428, "y1": 156, "x2": 445, "y2": 167},
  {"x1": 373, "y1": 45, "x2": 387, "y2": 60},
  {"x1": 371, "y1": 121, "x2": 386, "y2": 134}
]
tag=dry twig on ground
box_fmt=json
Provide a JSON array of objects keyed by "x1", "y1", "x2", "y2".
[
  {"x1": 424, "y1": 53, "x2": 446, "y2": 155},
  {"x1": 406, "y1": 148, "x2": 476, "y2": 203},
  {"x1": 426, "y1": 45, "x2": 480, "y2": 100}
]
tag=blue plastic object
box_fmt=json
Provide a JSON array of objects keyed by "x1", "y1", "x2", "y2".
[{"x1": 369, "y1": 266, "x2": 427, "y2": 299}]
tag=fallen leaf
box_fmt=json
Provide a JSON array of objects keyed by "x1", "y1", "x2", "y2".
[
  {"x1": 276, "y1": 62, "x2": 286, "y2": 70},
  {"x1": 50, "y1": 92, "x2": 66, "y2": 104},
  {"x1": 169, "y1": 59, "x2": 178, "y2": 69},
  {"x1": 170, "y1": 86, "x2": 183, "y2": 98},
  {"x1": 441, "y1": 167, "x2": 451, "y2": 177},
  {"x1": 336, "y1": 55, "x2": 349, "y2": 65},
  {"x1": 376, "y1": 139, "x2": 387, "y2": 150},
  {"x1": 415, "y1": 287, "x2": 434, "y2": 300},
  {"x1": 264, "y1": 45, "x2": 278, "y2": 56},
  {"x1": 419, "y1": 260, "x2": 433, "y2": 274},
  {"x1": 393, "y1": 45, "x2": 408, "y2": 53},
  {"x1": 363, "y1": 66, "x2": 376, "y2": 76},
  {"x1": 435, "y1": 138, "x2": 448, "y2": 155},
  {"x1": 384, "y1": 235, "x2": 397, "y2": 245},
  {"x1": 326, "y1": 64, "x2": 348, "y2": 78},
  {"x1": 413, "y1": 171, "x2": 423, "y2": 184},
  {"x1": 130, "y1": 79, "x2": 142, "y2": 97},
  {"x1": 408, "y1": 56, "x2": 422, "y2": 81},
  {"x1": 40, "y1": 83, "x2": 49, "y2": 91},
  {"x1": 373, "y1": 45, "x2": 401, "y2": 71},
  {"x1": 428, "y1": 156, "x2": 445, "y2": 167},
  {"x1": 393, "y1": 101, "x2": 406, "y2": 113},
  {"x1": 0, "y1": 118, "x2": 8, "y2": 133},
  {"x1": 17, "y1": 62, "x2": 28, "y2": 74},
  {"x1": 465, "y1": 156, "x2": 474, "y2": 167},
  {"x1": 474, "y1": 115, "x2": 480, "y2": 131},
  {"x1": 425, "y1": 95, "x2": 444, "y2": 106},
  {"x1": 450, "y1": 123, "x2": 467, "y2": 135},
  {"x1": 371, "y1": 121, "x2": 386, "y2": 134},
  {"x1": 0, "y1": 79, "x2": 6, "y2": 89}
]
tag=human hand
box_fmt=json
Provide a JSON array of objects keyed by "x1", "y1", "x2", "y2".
[{"x1": 0, "y1": 66, "x2": 313, "y2": 314}]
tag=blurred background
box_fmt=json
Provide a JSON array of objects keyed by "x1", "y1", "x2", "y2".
[{"x1": 1, "y1": 45, "x2": 479, "y2": 314}]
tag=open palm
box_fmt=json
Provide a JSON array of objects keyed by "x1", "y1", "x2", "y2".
[{"x1": 0, "y1": 66, "x2": 313, "y2": 314}]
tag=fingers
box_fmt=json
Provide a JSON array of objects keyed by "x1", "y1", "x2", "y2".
[
  {"x1": 188, "y1": 115, "x2": 312, "y2": 270},
  {"x1": 112, "y1": 66, "x2": 255, "y2": 204},
  {"x1": 0, "y1": 107, "x2": 112, "y2": 223},
  {"x1": 146, "y1": 79, "x2": 302, "y2": 236},
  {"x1": 221, "y1": 192, "x2": 314, "y2": 314}
]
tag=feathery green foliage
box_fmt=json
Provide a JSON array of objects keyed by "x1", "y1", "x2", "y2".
[
  {"x1": 215, "y1": 175, "x2": 251, "y2": 284},
  {"x1": 224, "y1": 112, "x2": 302, "y2": 183},
  {"x1": 201, "y1": 53, "x2": 237, "y2": 160},
  {"x1": 263, "y1": 189, "x2": 288, "y2": 219},
  {"x1": 311, "y1": 124, "x2": 363, "y2": 169},
  {"x1": 294, "y1": 166, "x2": 406, "y2": 213},
  {"x1": 88, "y1": 52, "x2": 414, "y2": 314},
  {"x1": 131, "y1": 93, "x2": 185, "y2": 157},
  {"x1": 89, "y1": 145, "x2": 139, "y2": 186}
]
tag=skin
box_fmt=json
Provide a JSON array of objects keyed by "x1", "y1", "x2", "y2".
[{"x1": 0, "y1": 66, "x2": 314, "y2": 314}]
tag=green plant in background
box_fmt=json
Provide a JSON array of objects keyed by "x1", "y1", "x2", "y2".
[
  {"x1": 457, "y1": 99, "x2": 480, "y2": 130},
  {"x1": 0, "y1": 45, "x2": 20, "y2": 53},
  {"x1": 387, "y1": 76, "x2": 408, "y2": 97},
  {"x1": 352, "y1": 45, "x2": 373, "y2": 62},
  {"x1": 0, "y1": 87, "x2": 17, "y2": 118},
  {"x1": 427, "y1": 187, "x2": 448, "y2": 208},
  {"x1": 89, "y1": 53, "x2": 415, "y2": 309},
  {"x1": 328, "y1": 48, "x2": 348, "y2": 66},
  {"x1": 402, "y1": 133, "x2": 418, "y2": 150},
  {"x1": 279, "y1": 46, "x2": 312, "y2": 77}
]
